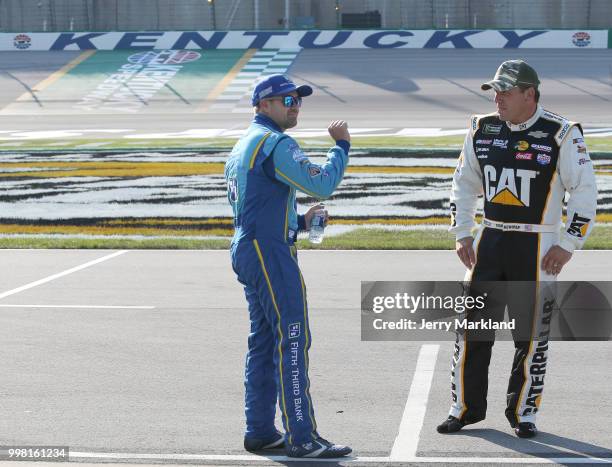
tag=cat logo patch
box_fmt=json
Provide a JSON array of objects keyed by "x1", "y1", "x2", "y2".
[{"x1": 567, "y1": 213, "x2": 590, "y2": 238}]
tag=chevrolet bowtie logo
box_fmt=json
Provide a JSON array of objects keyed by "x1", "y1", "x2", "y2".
[{"x1": 528, "y1": 131, "x2": 548, "y2": 139}]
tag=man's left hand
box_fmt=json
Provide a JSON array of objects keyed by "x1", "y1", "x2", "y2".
[
  {"x1": 304, "y1": 203, "x2": 328, "y2": 230},
  {"x1": 541, "y1": 245, "x2": 572, "y2": 276}
]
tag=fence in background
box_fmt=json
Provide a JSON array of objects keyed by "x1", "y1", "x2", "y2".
[{"x1": 1, "y1": 0, "x2": 611, "y2": 32}]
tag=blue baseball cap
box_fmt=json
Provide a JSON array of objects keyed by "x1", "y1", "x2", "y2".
[{"x1": 251, "y1": 74, "x2": 313, "y2": 106}]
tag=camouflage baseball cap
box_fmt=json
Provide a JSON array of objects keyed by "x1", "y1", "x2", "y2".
[{"x1": 481, "y1": 60, "x2": 540, "y2": 92}]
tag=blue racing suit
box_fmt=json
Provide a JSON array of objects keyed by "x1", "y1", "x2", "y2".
[{"x1": 225, "y1": 114, "x2": 349, "y2": 447}]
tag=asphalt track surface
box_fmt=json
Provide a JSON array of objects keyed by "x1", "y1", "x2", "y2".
[
  {"x1": 0, "y1": 49, "x2": 611, "y2": 133},
  {"x1": 0, "y1": 250, "x2": 611, "y2": 466}
]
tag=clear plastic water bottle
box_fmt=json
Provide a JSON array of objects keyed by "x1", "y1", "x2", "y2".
[{"x1": 308, "y1": 208, "x2": 326, "y2": 244}]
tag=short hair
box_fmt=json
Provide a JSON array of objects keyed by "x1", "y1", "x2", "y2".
[{"x1": 519, "y1": 85, "x2": 540, "y2": 103}]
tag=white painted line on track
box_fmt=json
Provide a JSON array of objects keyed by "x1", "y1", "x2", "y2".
[
  {"x1": 390, "y1": 344, "x2": 439, "y2": 461},
  {"x1": 69, "y1": 452, "x2": 387, "y2": 462},
  {"x1": 0, "y1": 250, "x2": 127, "y2": 300},
  {"x1": 0, "y1": 304, "x2": 154, "y2": 309},
  {"x1": 67, "y1": 452, "x2": 612, "y2": 464},
  {"x1": 397, "y1": 457, "x2": 611, "y2": 464}
]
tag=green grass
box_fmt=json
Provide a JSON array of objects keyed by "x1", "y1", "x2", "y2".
[
  {"x1": 297, "y1": 228, "x2": 455, "y2": 249},
  {"x1": 2, "y1": 225, "x2": 611, "y2": 249},
  {"x1": 2, "y1": 135, "x2": 612, "y2": 152},
  {"x1": 297, "y1": 225, "x2": 612, "y2": 249},
  {"x1": 0, "y1": 237, "x2": 230, "y2": 249},
  {"x1": 584, "y1": 226, "x2": 612, "y2": 249}
]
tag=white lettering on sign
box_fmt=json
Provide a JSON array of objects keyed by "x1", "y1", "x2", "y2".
[{"x1": 74, "y1": 50, "x2": 201, "y2": 112}]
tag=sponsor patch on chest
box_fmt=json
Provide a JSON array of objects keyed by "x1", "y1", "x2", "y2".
[
  {"x1": 492, "y1": 139, "x2": 508, "y2": 149},
  {"x1": 536, "y1": 154, "x2": 551, "y2": 165},
  {"x1": 514, "y1": 140, "x2": 529, "y2": 151},
  {"x1": 515, "y1": 152, "x2": 533, "y2": 160},
  {"x1": 483, "y1": 124, "x2": 502, "y2": 135},
  {"x1": 483, "y1": 165, "x2": 538, "y2": 207},
  {"x1": 531, "y1": 144, "x2": 552, "y2": 152},
  {"x1": 528, "y1": 130, "x2": 548, "y2": 139}
]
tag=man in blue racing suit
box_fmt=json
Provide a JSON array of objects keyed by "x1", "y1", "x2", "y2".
[{"x1": 224, "y1": 74, "x2": 352, "y2": 458}]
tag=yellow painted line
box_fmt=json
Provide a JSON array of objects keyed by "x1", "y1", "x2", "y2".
[
  {"x1": 347, "y1": 166, "x2": 455, "y2": 174},
  {"x1": 103, "y1": 218, "x2": 234, "y2": 226},
  {"x1": 0, "y1": 161, "x2": 225, "y2": 178},
  {"x1": 2, "y1": 161, "x2": 608, "y2": 178},
  {"x1": 15, "y1": 50, "x2": 96, "y2": 102},
  {"x1": 332, "y1": 217, "x2": 451, "y2": 226},
  {"x1": 197, "y1": 48, "x2": 257, "y2": 113},
  {"x1": 595, "y1": 213, "x2": 612, "y2": 222}
]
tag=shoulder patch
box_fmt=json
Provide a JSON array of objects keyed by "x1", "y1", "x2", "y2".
[
  {"x1": 308, "y1": 165, "x2": 322, "y2": 177},
  {"x1": 542, "y1": 109, "x2": 567, "y2": 123},
  {"x1": 555, "y1": 121, "x2": 578, "y2": 146},
  {"x1": 471, "y1": 116, "x2": 479, "y2": 132},
  {"x1": 470, "y1": 112, "x2": 498, "y2": 133},
  {"x1": 541, "y1": 109, "x2": 579, "y2": 146},
  {"x1": 286, "y1": 140, "x2": 309, "y2": 164}
]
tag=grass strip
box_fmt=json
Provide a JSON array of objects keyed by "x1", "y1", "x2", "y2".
[
  {"x1": 299, "y1": 225, "x2": 612, "y2": 250},
  {"x1": 0, "y1": 237, "x2": 230, "y2": 249},
  {"x1": 2, "y1": 225, "x2": 611, "y2": 250}
]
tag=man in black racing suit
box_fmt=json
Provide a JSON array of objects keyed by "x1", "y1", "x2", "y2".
[{"x1": 437, "y1": 60, "x2": 598, "y2": 438}]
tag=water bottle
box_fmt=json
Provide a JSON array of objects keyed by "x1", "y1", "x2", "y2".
[{"x1": 308, "y1": 208, "x2": 326, "y2": 244}]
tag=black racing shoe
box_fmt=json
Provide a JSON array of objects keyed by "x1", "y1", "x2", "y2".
[
  {"x1": 515, "y1": 422, "x2": 538, "y2": 438},
  {"x1": 287, "y1": 437, "x2": 352, "y2": 458},
  {"x1": 436, "y1": 416, "x2": 465, "y2": 434},
  {"x1": 244, "y1": 430, "x2": 285, "y2": 452}
]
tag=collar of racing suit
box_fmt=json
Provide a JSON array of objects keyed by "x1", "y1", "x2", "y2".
[
  {"x1": 504, "y1": 104, "x2": 543, "y2": 132},
  {"x1": 253, "y1": 113, "x2": 283, "y2": 133}
]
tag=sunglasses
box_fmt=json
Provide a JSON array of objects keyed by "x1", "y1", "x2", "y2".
[{"x1": 267, "y1": 95, "x2": 302, "y2": 107}]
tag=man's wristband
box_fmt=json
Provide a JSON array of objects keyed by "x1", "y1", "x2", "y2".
[
  {"x1": 298, "y1": 214, "x2": 307, "y2": 231},
  {"x1": 336, "y1": 139, "x2": 350, "y2": 155}
]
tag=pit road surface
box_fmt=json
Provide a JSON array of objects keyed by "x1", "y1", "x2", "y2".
[{"x1": 0, "y1": 249, "x2": 610, "y2": 465}]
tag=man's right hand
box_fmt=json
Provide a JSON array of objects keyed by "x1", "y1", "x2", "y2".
[
  {"x1": 328, "y1": 120, "x2": 350, "y2": 143},
  {"x1": 456, "y1": 236, "x2": 476, "y2": 269}
]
